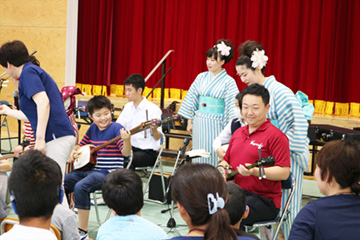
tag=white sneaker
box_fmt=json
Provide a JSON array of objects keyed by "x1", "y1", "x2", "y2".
[{"x1": 79, "y1": 232, "x2": 88, "y2": 240}]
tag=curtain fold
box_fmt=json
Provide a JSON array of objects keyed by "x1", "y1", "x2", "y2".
[{"x1": 76, "y1": 0, "x2": 360, "y2": 104}]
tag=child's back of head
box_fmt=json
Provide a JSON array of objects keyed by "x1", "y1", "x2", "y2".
[{"x1": 102, "y1": 168, "x2": 143, "y2": 215}]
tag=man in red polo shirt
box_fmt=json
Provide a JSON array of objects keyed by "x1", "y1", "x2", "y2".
[{"x1": 219, "y1": 83, "x2": 290, "y2": 228}]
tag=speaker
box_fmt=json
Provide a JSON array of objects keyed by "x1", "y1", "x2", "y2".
[{"x1": 149, "y1": 172, "x2": 172, "y2": 204}]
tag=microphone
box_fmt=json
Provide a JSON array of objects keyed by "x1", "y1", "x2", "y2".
[
  {"x1": 180, "y1": 137, "x2": 191, "y2": 158},
  {"x1": 13, "y1": 90, "x2": 19, "y2": 110}
]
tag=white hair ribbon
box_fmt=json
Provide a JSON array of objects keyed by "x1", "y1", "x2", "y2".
[
  {"x1": 250, "y1": 48, "x2": 268, "y2": 69},
  {"x1": 207, "y1": 192, "x2": 225, "y2": 215},
  {"x1": 215, "y1": 41, "x2": 231, "y2": 57}
]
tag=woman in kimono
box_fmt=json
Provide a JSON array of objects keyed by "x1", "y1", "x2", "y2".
[
  {"x1": 235, "y1": 40, "x2": 310, "y2": 239},
  {"x1": 178, "y1": 39, "x2": 239, "y2": 166}
]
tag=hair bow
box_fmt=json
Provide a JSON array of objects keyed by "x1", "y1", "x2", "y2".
[
  {"x1": 216, "y1": 41, "x2": 231, "y2": 57},
  {"x1": 207, "y1": 192, "x2": 225, "y2": 215},
  {"x1": 250, "y1": 48, "x2": 268, "y2": 69}
]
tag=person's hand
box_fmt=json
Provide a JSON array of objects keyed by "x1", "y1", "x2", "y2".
[
  {"x1": 24, "y1": 145, "x2": 31, "y2": 152},
  {"x1": 34, "y1": 139, "x2": 46, "y2": 153},
  {"x1": 237, "y1": 163, "x2": 253, "y2": 177},
  {"x1": 0, "y1": 159, "x2": 12, "y2": 172},
  {"x1": 68, "y1": 145, "x2": 81, "y2": 163},
  {"x1": 187, "y1": 119, "x2": 193, "y2": 133},
  {"x1": 121, "y1": 129, "x2": 131, "y2": 142},
  {"x1": 216, "y1": 148, "x2": 226, "y2": 160},
  {"x1": 0, "y1": 104, "x2": 11, "y2": 115},
  {"x1": 150, "y1": 124, "x2": 158, "y2": 132},
  {"x1": 216, "y1": 165, "x2": 227, "y2": 180}
]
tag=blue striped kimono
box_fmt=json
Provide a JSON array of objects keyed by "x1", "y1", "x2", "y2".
[
  {"x1": 178, "y1": 69, "x2": 239, "y2": 166},
  {"x1": 264, "y1": 75, "x2": 310, "y2": 240}
]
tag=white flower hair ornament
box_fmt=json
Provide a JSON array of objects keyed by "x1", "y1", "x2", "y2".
[
  {"x1": 207, "y1": 192, "x2": 225, "y2": 215},
  {"x1": 251, "y1": 48, "x2": 268, "y2": 69},
  {"x1": 215, "y1": 41, "x2": 231, "y2": 57}
]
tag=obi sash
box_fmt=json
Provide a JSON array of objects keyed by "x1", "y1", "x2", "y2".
[{"x1": 198, "y1": 96, "x2": 225, "y2": 115}]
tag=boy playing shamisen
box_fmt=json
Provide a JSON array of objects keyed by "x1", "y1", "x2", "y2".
[{"x1": 64, "y1": 95, "x2": 131, "y2": 240}]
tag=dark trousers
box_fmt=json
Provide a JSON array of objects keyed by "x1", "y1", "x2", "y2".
[
  {"x1": 127, "y1": 146, "x2": 157, "y2": 169},
  {"x1": 240, "y1": 190, "x2": 280, "y2": 229}
]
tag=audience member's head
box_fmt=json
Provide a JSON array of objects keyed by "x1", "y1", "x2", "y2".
[
  {"x1": 225, "y1": 182, "x2": 249, "y2": 227},
  {"x1": 102, "y1": 168, "x2": 144, "y2": 216},
  {"x1": 8, "y1": 150, "x2": 62, "y2": 222},
  {"x1": 315, "y1": 139, "x2": 360, "y2": 196},
  {"x1": 171, "y1": 163, "x2": 237, "y2": 240}
]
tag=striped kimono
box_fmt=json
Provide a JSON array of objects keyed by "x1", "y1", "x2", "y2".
[
  {"x1": 178, "y1": 69, "x2": 239, "y2": 166},
  {"x1": 264, "y1": 76, "x2": 310, "y2": 240}
]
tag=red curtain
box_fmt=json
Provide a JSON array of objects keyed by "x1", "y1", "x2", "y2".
[{"x1": 76, "y1": 0, "x2": 360, "y2": 103}]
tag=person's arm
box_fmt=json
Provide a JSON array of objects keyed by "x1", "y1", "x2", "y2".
[
  {"x1": 238, "y1": 126, "x2": 291, "y2": 180},
  {"x1": 186, "y1": 119, "x2": 193, "y2": 133},
  {"x1": 178, "y1": 74, "x2": 202, "y2": 122},
  {"x1": 151, "y1": 124, "x2": 161, "y2": 141},
  {"x1": 68, "y1": 145, "x2": 81, "y2": 163},
  {"x1": 222, "y1": 79, "x2": 239, "y2": 127},
  {"x1": 213, "y1": 120, "x2": 233, "y2": 159},
  {"x1": 271, "y1": 85, "x2": 309, "y2": 154},
  {"x1": 237, "y1": 165, "x2": 290, "y2": 180},
  {"x1": 0, "y1": 159, "x2": 12, "y2": 172},
  {"x1": 0, "y1": 104, "x2": 28, "y2": 121},
  {"x1": 120, "y1": 129, "x2": 131, "y2": 157},
  {"x1": 32, "y1": 91, "x2": 50, "y2": 152},
  {"x1": 150, "y1": 106, "x2": 162, "y2": 141}
]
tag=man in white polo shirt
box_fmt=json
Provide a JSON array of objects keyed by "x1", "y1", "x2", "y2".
[{"x1": 117, "y1": 74, "x2": 162, "y2": 169}]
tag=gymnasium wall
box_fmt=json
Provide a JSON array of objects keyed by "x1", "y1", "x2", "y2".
[{"x1": 0, "y1": 0, "x2": 68, "y2": 136}]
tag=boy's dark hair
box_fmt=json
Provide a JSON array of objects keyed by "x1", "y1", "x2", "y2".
[
  {"x1": 225, "y1": 182, "x2": 246, "y2": 225},
  {"x1": 239, "y1": 83, "x2": 270, "y2": 110},
  {"x1": 102, "y1": 168, "x2": 144, "y2": 216},
  {"x1": 124, "y1": 74, "x2": 145, "y2": 94},
  {"x1": 87, "y1": 95, "x2": 112, "y2": 115},
  {"x1": 0, "y1": 40, "x2": 39, "y2": 67},
  {"x1": 8, "y1": 150, "x2": 62, "y2": 221}
]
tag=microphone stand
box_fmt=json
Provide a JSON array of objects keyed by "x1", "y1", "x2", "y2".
[
  {"x1": 145, "y1": 66, "x2": 172, "y2": 100},
  {"x1": 159, "y1": 138, "x2": 190, "y2": 235}
]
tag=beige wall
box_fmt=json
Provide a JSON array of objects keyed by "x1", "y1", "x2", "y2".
[{"x1": 0, "y1": 0, "x2": 68, "y2": 136}]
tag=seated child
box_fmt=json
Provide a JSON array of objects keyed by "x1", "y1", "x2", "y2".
[
  {"x1": 64, "y1": 95, "x2": 131, "y2": 239},
  {"x1": 97, "y1": 168, "x2": 167, "y2": 240},
  {"x1": 225, "y1": 182, "x2": 259, "y2": 240}
]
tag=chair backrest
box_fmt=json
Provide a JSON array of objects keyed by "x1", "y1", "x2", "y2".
[
  {"x1": 280, "y1": 172, "x2": 296, "y2": 216},
  {"x1": 159, "y1": 132, "x2": 165, "y2": 149},
  {"x1": 0, "y1": 216, "x2": 18, "y2": 234},
  {"x1": 0, "y1": 216, "x2": 61, "y2": 240},
  {"x1": 274, "y1": 172, "x2": 296, "y2": 238},
  {"x1": 50, "y1": 224, "x2": 61, "y2": 240}
]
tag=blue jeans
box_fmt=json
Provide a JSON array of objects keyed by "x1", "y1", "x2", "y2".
[{"x1": 64, "y1": 170, "x2": 108, "y2": 210}]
